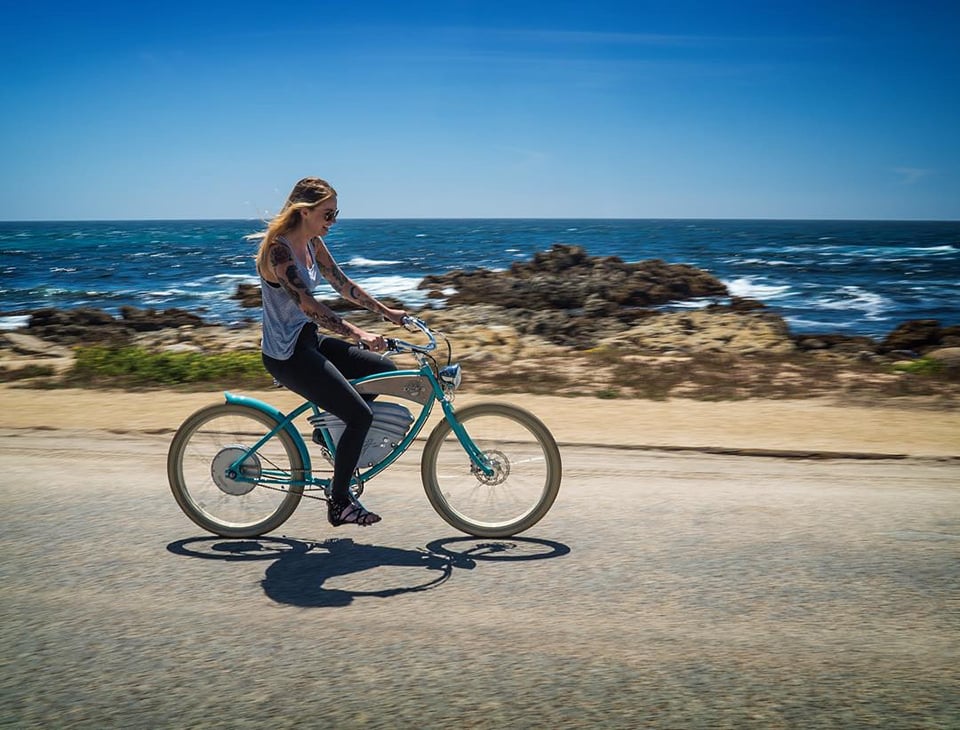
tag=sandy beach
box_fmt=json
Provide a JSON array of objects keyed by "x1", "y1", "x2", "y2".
[{"x1": 2, "y1": 384, "x2": 957, "y2": 459}]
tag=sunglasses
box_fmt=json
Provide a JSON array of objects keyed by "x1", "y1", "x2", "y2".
[{"x1": 323, "y1": 209, "x2": 340, "y2": 222}]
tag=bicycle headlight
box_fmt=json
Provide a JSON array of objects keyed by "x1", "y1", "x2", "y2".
[{"x1": 439, "y1": 363, "x2": 462, "y2": 390}]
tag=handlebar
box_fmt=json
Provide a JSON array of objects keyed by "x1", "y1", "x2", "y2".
[{"x1": 386, "y1": 316, "x2": 438, "y2": 355}]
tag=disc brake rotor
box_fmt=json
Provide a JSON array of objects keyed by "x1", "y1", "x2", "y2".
[{"x1": 474, "y1": 449, "x2": 510, "y2": 486}]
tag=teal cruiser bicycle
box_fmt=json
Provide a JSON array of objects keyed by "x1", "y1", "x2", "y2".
[{"x1": 167, "y1": 317, "x2": 562, "y2": 539}]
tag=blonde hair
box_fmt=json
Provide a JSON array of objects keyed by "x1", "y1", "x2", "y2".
[{"x1": 255, "y1": 177, "x2": 337, "y2": 276}]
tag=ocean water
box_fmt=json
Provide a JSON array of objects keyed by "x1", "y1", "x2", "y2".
[{"x1": 1, "y1": 218, "x2": 958, "y2": 339}]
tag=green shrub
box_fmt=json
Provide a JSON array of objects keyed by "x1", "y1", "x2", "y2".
[
  {"x1": 892, "y1": 357, "x2": 943, "y2": 376},
  {"x1": 68, "y1": 346, "x2": 270, "y2": 388}
]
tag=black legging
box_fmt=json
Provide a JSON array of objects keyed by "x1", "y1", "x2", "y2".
[{"x1": 262, "y1": 323, "x2": 397, "y2": 502}]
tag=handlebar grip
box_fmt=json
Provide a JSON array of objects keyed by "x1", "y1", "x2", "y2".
[{"x1": 359, "y1": 338, "x2": 399, "y2": 352}]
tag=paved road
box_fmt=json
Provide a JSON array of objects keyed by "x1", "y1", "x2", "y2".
[{"x1": 2, "y1": 429, "x2": 958, "y2": 729}]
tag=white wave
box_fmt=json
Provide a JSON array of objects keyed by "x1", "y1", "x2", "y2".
[
  {"x1": 353, "y1": 275, "x2": 428, "y2": 305},
  {"x1": 146, "y1": 288, "x2": 190, "y2": 298},
  {"x1": 130, "y1": 250, "x2": 179, "y2": 259},
  {"x1": 732, "y1": 257, "x2": 793, "y2": 266},
  {"x1": 243, "y1": 231, "x2": 265, "y2": 241},
  {"x1": 874, "y1": 244, "x2": 957, "y2": 261},
  {"x1": 0, "y1": 314, "x2": 30, "y2": 331},
  {"x1": 813, "y1": 286, "x2": 890, "y2": 320},
  {"x1": 723, "y1": 277, "x2": 792, "y2": 300},
  {"x1": 195, "y1": 290, "x2": 237, "y2": 301},
  {"x1": 347, "y1": 256, "x2": 403, "y2": 267},
  {"x1": 198, "y1": 273, "x2": 259, "y2": 286},
  {"x1": 786, "y1": 316, "x2": 857, "y2": 331},
  {"x1": 662, "y1": 298, "x2": 714, "y2": 310},
  {"x1": 812, "y1": 244, "x2": 960, "y2": 262}
]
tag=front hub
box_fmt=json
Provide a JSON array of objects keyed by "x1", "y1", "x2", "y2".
[{"x1": 474, "y1": 449, "x2": 510, "y2": 486}]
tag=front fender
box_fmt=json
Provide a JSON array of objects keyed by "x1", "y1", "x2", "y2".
[{"x1": 223, "y1": 391, "x2": 312, "y2": 472}]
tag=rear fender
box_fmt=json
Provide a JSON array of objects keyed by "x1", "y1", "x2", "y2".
[{"x1": 224, "y1": 391, "x2": 312, "y2": 471}]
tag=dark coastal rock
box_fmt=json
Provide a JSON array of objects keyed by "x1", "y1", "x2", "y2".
[
  {"x1": 233, "y1": 283, "x2": 262, "y2": 308},
  {"x1": 794, "y1": 333, "x2": 878, "y2": 355},
  {"x1": 418, "y1": 244, "x2": 728, "y2": 310},
  {"x1": 878, "y1": 320, "x2": 960, "y2": 355},
  {"x1": 26, "y1": 307, "x2": 131, "y2": 345},
  {"x1": 707, "y1": 296, "x2": 768, "y2": 313},
  {"x1": 24, "y1": 306, "x2": 207, "y2": 345},
  {"x1": 28, "y1": 307, "x2": 117, "y2": 328},
  {"x1": 119, "y1": 306, "x2": 204, "y2": 331}
]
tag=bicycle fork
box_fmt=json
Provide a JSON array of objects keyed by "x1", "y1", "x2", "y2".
[{"x1": 439, "y1": 400, "x2": 497, "y2": 478}]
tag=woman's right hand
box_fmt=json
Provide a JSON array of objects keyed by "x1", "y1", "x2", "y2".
[
  {"x1": 357, "y1": 329, "x2": 388, "y2": 353},
  {"x1": 382, "y1": 307, "x2": 408, "y2": 326}
]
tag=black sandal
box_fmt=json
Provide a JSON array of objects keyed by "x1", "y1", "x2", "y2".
[{"x1": 327, "y1": 497, "x2": 382, "y2": 527}]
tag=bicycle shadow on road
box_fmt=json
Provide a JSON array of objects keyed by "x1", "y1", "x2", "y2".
[{"x1": 166, "y1": 535, "x2": 570, "y2": 609}]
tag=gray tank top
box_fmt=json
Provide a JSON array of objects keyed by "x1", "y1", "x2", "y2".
[{"x1": 260, "y1": 237, "x2": 321, "y2": 360}]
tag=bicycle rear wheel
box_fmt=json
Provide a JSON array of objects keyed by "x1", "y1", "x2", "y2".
[
  {"x1": 421, "y1": 403, "x2": 562, "y2": 538},
  {"x1": 167, "y1": 404, "x2": 305, "y2": 538}
]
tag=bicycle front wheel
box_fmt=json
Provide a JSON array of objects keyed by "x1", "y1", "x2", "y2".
[
  {"x1": 421, "y1": 402, "x2": 562, "y2": 538},
  {"x1": 167, "y1": 403, "x2": 305, "y2": 538}
]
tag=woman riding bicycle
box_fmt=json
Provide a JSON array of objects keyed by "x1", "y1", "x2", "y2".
[{"x1": 255, "y1": 177, "x2": 406, "y2": 527}]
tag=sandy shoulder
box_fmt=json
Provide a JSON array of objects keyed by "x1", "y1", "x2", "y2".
[{"x1": 1, "y1": 384, "x2": 956, "y2": 458}]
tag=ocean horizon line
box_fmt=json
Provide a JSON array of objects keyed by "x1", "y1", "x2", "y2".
[{"x1": 2, "y1": 216, "x2": 959, "y2": 225}]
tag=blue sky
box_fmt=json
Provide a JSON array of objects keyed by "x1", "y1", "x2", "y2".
[{"x1": 1, "y1": 0, "x2": 958, "y2": 220}]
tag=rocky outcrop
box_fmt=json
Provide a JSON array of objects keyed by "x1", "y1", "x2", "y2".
[
  {"x1": 413, "y1": 244, "x2": 732, "y2": 348},
  {"x1": 117, "y1": 306, "x2": 205, "y2": 331},
  {"x1": 418, "y1": 244, "x2": 728, "y2": 310},
  {"x1": 23, "y1": 306, "x2": 207, "y2": 345},
  {"x1": 925, "y1": 347, "x2": 960, "y2": 376},
  {"x1": 879, "y1": 319, "x2": 960, "y2": 355},
  {"x1": 598, "y1": 309, "x2": 796, "y2": 355},
  {"x1": 233, "y1": 283, "x2": 262, "y2": 308}
]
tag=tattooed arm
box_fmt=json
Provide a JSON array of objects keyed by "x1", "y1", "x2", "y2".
[
  {"x1": 267, "y1": 239, "x2": 362, "y2": 340},
  {"x1": 312, "y1": 238, "x2": 407, "y2": 326}
]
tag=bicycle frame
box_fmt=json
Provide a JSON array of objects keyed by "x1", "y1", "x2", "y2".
[{"x1": 221, "y1": 348, "x2": 493, "y2": 495}]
